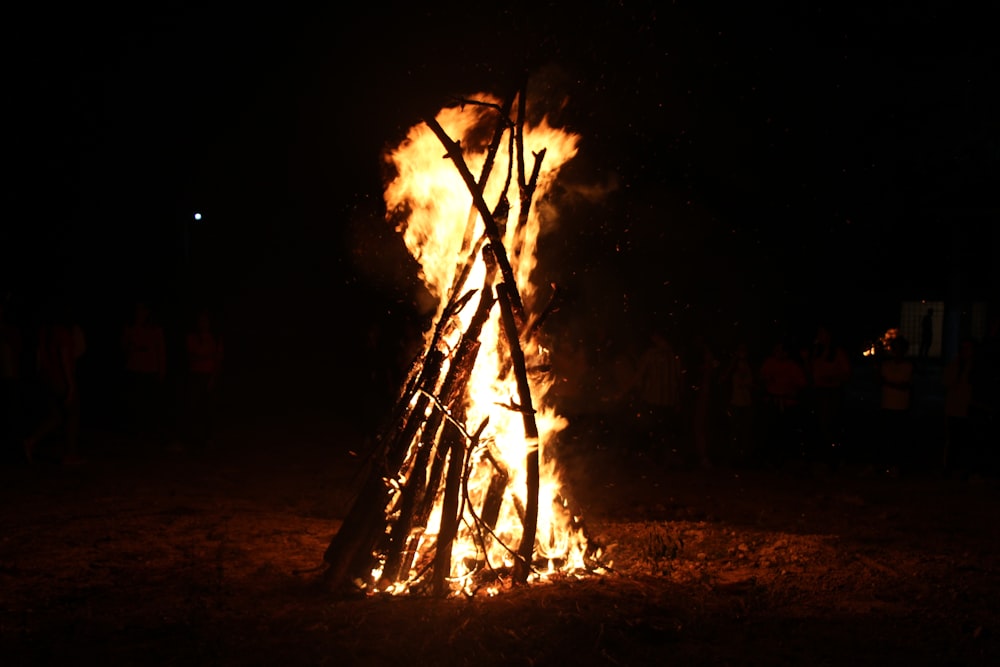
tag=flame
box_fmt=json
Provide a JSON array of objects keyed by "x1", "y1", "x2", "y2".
[
  {"x1": 378, "y1": 94, "x2": 590, "y2": 594},
  {"x1": 863, "y1": 328, "x2": 902, "y2": 358}
]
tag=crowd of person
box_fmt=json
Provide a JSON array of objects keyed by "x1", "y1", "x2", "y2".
[
  {"x1": 551, "y1": 313, "x2": 1000, "y2": 479},
  {"x1": 0, "y1": 294, "x2": 223, "y2": 465},
  {"x1": 3, "y1": 285, "x2": 998, "y2": 481}
]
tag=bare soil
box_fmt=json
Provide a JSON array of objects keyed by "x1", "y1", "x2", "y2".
[{"x1": 1, "y1": 413, "x2": 998, "y2": 666}]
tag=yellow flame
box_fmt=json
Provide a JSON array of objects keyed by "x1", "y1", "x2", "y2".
[
  {"x1": 863, "y1": 328, "x2": 903, "y2": 357},
  {"x1": 381, "y1": 94, "x2": 585, "y2": 592}
]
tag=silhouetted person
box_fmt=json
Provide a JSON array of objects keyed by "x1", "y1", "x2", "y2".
[
  {"x1": 0, "y1": 297, "x2": 25, "y2": 456},
  {"x1": 23, "y1": 301, "x2": 86, "y2": 465},
  {"x1": 807, "y1": 325, "x2": 852, "y2": 463},
  {"x1": 592, "y1": 324, "x2": 638, "y2": 449},
  {"x1": 720, "y1": 341, "x2": 756, "y2": 467},
  {"x1": 970, "y1": 314, "x2": 1000, "y2": 475},
  {"x1": 183, "y1": 309, "x2": 223, "y2": 450},
  {"x1": 593, "y1": 324, "x2": 636, "y2": 416},
  {"x1": 943, "y1": 338, "x2": 975, "y2": 475},
  {"x1": 919, "y1": 308, "x2": 934, "y2": 360},
  {"x1": 628, "y1": 328, "x2": 682, "y2": 460},
  {"x1": 690, "y1": 335, "x2": 719, "y2": 469},
  {"x1": 122, "y1": 301, "x2": 167, "y2": 447},
  {"x1": 759, "y1": 339, "x2": 808, "y2": 467},
  {"x1": 876, "y1": 334, "x2": 914, "y2": 476}
]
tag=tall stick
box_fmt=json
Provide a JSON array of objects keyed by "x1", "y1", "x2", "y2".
[
  {"x1": 424, "y1": 117, "x2": 526, "y2": 324},
  {"x1": 381, "y1": 282, "x2": 496, "y2": 589},
  {"x1": 322, "y1": 350, "x2": 444, "y2": 591},
  {"x1": 496, "y1": 282, "x2": 540, "y2": 584}
]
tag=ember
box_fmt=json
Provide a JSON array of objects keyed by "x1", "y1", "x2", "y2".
[{"x1": 322, "y1": 85, "x2": 604, "y2": 596}]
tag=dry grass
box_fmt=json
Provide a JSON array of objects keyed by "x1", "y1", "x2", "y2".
[{"x1": 2, "y1": 423, "x2": 998, "y2": 666}]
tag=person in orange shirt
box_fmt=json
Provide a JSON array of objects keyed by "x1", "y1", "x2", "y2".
[
  {"x1": 184, "y1": 309, "x2": 223, "y2": 449},
  {"x1": 630, "y1": 328, "x2": 683, "y2": 458},
  {"x1": 24, "y1": 301, "x2": 86, "y2": 465},
  {"x1": 807, "y1": 325, "x2": 852, "y2": 461},
  {"x1": 759, "y1": 339, "x2": 808, "y2": 467},
  {"x1": 943, "y1": 338, "x2": 975, "y2": 475},
  {"x1": 1, "y1": 298, "x2": 25, "y2": 454},
  {"x1": 122, "y1": 301, "x2": 167, "y2": 446},
  {"x1": 720, "y1": 341, "x2": 757, "y2": 467},
  {"x1": 877, "y1": 335, "x2": 914, "y2": 475}
]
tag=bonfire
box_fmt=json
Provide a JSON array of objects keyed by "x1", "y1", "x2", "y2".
[{"x1": 323, "y1": 84, "x2": 605, "y2": 596}]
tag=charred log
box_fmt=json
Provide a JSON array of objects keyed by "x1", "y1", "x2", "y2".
[
  {"x1": 497, "y1": 282, "x2": 541, "y2": 584},
  {"x1": 377, "y1": 283, "x2": 496, "y2": 589},
  {"x1": 322, "y1": 349, "x2": 444, "y2": 592}
]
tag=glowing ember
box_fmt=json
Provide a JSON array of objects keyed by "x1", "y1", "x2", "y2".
[
  {"x1": 863, "y1": 328, "x2": 902, "y2": 358},
  {"x1": 324, "y1": 90, "x2": 603, "y2": 596}
]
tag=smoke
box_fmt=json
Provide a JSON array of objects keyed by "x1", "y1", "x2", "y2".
[
  {"x1": 345, "y1": 193, "x2": 435, "y2": 317},
  {"x1": 562, "y1": 171, "x2": 621, "y2": 204}
]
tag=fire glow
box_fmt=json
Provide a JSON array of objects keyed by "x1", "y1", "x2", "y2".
[{"x1": 323, "y1": 91, "x2": 604, "y2": 596}]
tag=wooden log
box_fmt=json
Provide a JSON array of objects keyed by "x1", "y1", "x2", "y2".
[
  {"x1": 358, "y1": 286, "x2": 477, "y2": 469},
  {"x1": 424, "y1": 116, "x2": 526, "y2": 324},
  {"x1": 443, "y1": 93, "x2": 517, "y2": 337},
  {"x1": 426, "y1": 393, "x2": 491, "y2": 597},
  {"x1": 464, "y1": 446, "x2": 512, "y2": 573},
  {"x1": 376, "y1": 417, "x2": 444, "y2": 587},
  {"x1": 509, "y1": 82, "x2": 546, "y2": 271},
  {"x1": 478, "y1": 447, "x2": 510, "y2": 534},
  {"x1": 380, "y1": 279, "x2": 496, "y2": 589},
  {"x1": 511, "y1": 148, "x2": 545, "y2": 270},
  {"x1": 322, "y1": 349, "x2": 445, "y2": 592},
  {"x1": 377, "y1": 333, "x2": 481, "y2": 586},
  {"x1": 496, "y1": 282, "x2": 541, "y2": 584},
  {"x1": 453, "y1": 92, "x2": 516, "y2": 267},
  {"x1": 431, "y1": 418, "x2": 468, "y2": 595},
  {"x1": 458, "y1": 420, "x2": 500, "y2": 555}
]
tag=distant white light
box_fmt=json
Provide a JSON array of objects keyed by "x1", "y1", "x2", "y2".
[{"x1": 193, "y1": 212, "x2": 202, "y2": 221}]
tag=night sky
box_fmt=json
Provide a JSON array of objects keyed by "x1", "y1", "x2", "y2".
[{"x1": 4, "y1": 2, "x2": 997, "y2": 415}]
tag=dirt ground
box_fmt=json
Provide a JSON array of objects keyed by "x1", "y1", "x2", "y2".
[{"x1": 2, "y1": 410, "x2": 998, "y2": 667}]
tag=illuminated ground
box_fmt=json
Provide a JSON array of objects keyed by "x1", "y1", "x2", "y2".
[{"x1": 1, "y1": 413, "x2": 998, "y2": 666}]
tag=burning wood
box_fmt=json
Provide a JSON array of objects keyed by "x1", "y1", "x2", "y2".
[{"x1": 323, "y1": 85, "x2": 604, "y2": 596}]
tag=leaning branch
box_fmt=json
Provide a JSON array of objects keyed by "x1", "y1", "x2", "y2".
[{"x1": 424, "y1": 116, "x2": 526, "y2": 324}]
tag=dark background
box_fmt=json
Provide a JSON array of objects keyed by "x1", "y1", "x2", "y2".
[{"x1": 4, "y1": 1, "x2": 997, "y2": 425}]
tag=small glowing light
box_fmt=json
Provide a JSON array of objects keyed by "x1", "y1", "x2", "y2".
[{"x1": 193, "y1": 212, "x2": 202, "y2": 221}]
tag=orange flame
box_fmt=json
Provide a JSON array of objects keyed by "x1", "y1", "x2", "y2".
[{"x1": 378, "y1": 94, "x2": 592, "y2": 594}]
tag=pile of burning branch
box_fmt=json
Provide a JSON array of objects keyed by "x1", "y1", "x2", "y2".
[{"x1": 322, "y1": 85, "x2": 605, "y2": 596}]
